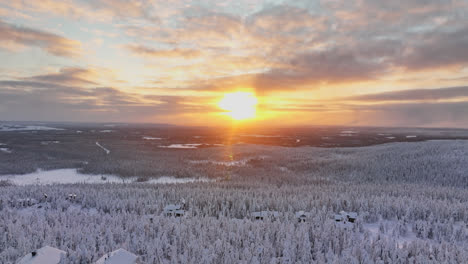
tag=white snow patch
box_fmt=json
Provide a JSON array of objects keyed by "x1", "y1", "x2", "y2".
[
  {"x1": 76, "y1": 130, "x2": 82, "y2": 133},
  {"x1": 96, "y1": 142, "x2": 110, "y2": 154},
  {"x1": 146, "y1": 177, "x2": 212, "y2": 184},
  {"x1": 143, "y1": 136, "x2": 163, "y2": 140},
  {"x1": 160, "y1": 144, "x2": 202, "y2": 149},
  {"x1": 0, "y1": 148, "x2": 11, "y2": 153},
  {"x1": 406, "y1": 135, "x2": 417, "y2": 138},
  {"x1": 100, "y1": 130, "x2": 114, "y2": 133},
  {"x1": 0, "y1": 124, "x2": 63, "y2": 131},
  {"x1": 386, "y1": 137, "x2": 396, "y2": 139}
]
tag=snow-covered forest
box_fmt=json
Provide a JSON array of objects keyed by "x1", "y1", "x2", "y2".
[{"x1": 1, "y1": 140, "x2": 468, "y2": 263}]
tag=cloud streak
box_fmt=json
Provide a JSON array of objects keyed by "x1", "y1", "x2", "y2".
[
  {"x1": 0, "y1": 19, "x2": 81, "y2": 57},
  {"x1": 346, "y1": 86, "x2": 468, "y2": 102},
  {"x1": 126, "y1": 45, "x2": 202, "y2": 58}
]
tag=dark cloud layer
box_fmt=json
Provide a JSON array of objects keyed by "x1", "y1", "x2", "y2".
[
  {"x1": 0, "y1": 78, "x2": 215, "y2": 122},
  {"x1": 347, "y1": 86, "x2": 468, "y2": 102}
]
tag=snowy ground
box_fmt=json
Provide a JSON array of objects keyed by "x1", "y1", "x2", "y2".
[
  {"x1": 1, "y1": 169, "x2": 211, "y2": 185},
  {"x1": 0, "y1": 123, "x2": 63, "y2": 131}
]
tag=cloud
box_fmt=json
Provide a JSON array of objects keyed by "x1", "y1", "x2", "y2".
[
  {"x1": 24, "y1": 67, "x2": 98, "y2": 86},
  {"x1": 0, "y1": 20, "x2": 81, "y2": 57},
  {"x1": 2, "y1": 0, "x2": 159, "y2": 23},
  {"x1": 347, "y1": 101, "x2": 468, "y2": 128},
  {"x1": 126, "y1": 45, "x2": 201, "y2": 58},
  {"x1": 246, "y1": 5, "x2": 328, "y2": 37},
  {"x1": 346, "y1": 86, "x2": 468, "y2": 102},
  {"x1": 0, "y1": 74, "x2": 216, "y2": 122},
  {"x1": 397, "y1": 26, "x2": 468, "y2": 70}
]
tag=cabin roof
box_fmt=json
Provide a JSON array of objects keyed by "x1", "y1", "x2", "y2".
[
  {"x1": 164, "y1": 204, "x2": 181, "y2": 211},
  {"x1": 95, "y1": 248, "x2": 138, "y2": 264},
  {"x1": 295, "y1": 211, "x2": 310, "y2": 217},
  {"x1": 17, "y1": 246, "x2": 66, "y2": 264},
  {"x1": 347, "y1": 212, "x2": 358, "y2": 218}
]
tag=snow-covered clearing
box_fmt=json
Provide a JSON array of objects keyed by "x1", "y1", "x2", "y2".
[
  {"x1": 160, "y1": 144, "x2": 202, "y2": 149},
  {"x1": 1, "y1": 169, "x2": 211, "y2": 185},
  {"x1": 406, "y1": 135, "x2": 417, "y2": 138},
  {"x1": 159, "y1": 143, "x2": 223, "y2": 149},
  {"x1": 41, "y1": 141, "x2": 60, "y2": 145},
  {"x1": 341, "y1": 130, "x2": 358, "y2": 134},
  {"x1": 143, "y1": 136, "x2": 163, "y2": 140},
  {"x1": 2, "y1": 169, "x2": 124, "y2": 185},
  {"x1": 0, "y1": 124, "x2": 64, "y2": 131},
  {"x1": 0, "y1": 148, "x2": 12, "y2": 153},
  {"x1": 99, "y1": 130, "x2": 114, "y2": 133},
  {"x1": 96, "y1": 142, "x2": 110, "y2": 154}
]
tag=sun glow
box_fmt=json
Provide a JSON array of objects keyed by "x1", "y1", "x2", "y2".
[{"x1": 218, "y1": 92, "x2": 258, "y2": 120}]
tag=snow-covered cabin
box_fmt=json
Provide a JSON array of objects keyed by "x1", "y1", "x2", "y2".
[
  {"x1": 95, "y1": 248, "x2": 139, "y2": 264},
  {"x1": 295, "y1": 211, "x2": 311, "y2": 222},
  {"x1": 347, "y1": 212, "x2": 358, "y2": 223},
  {"x1": 67, "y1": 193, "x2": 77, "y2": 201},
  {"x1": 17, "y1": 246, "x2": 66, "y2": 264},
  {"x1": 252, "y1": 211, "x2": 279, "y2": 220},
  {"x1": 334, "y1": 214, "x2": 344, "y2": 222},
  {"x1": 163, "y1": 204, "x2": 185, "y2": 217},
  {"x1": 335, "y1": 211, "x2": 358, "y2": 223}
]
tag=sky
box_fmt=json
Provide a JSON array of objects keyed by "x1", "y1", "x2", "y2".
[{"x1": 1, "y1": 0, "x2": 468, "y2": 127}]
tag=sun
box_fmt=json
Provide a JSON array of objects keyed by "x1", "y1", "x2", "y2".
[{"x1": 218, "y1": 91, "x2": 258, "y2": 120}]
